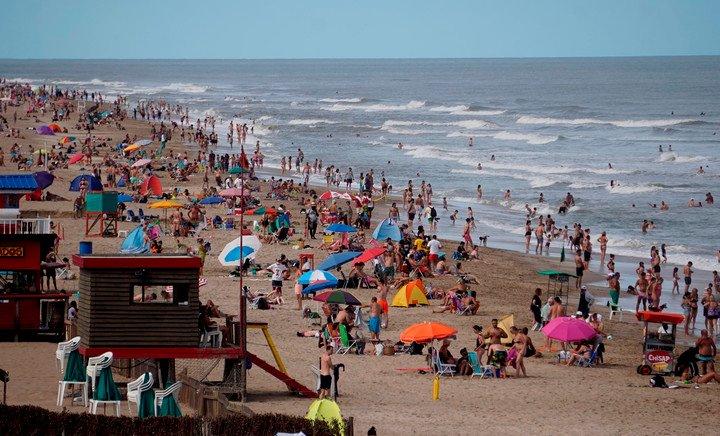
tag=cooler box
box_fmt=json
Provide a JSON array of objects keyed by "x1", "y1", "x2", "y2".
[{"x1": 85, "y1": 192, "x2": 118, "y2": 212}]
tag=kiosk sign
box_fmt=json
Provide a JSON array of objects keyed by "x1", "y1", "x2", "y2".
[{"x1": 646, "y1": 349, "x2": 673, "y2": 371}]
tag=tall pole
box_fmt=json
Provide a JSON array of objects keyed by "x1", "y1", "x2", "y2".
[{"x1": 238, "y1": 145, "x2": 247, "y2": 402}]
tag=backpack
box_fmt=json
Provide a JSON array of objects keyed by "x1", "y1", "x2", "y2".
[{"x1": 650, "y1": 374, "x2": 668, "y2": 388}]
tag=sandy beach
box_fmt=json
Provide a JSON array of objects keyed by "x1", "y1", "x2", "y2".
[{"x1": 0, "y1": 84, "x2": 718, "y2": 436}]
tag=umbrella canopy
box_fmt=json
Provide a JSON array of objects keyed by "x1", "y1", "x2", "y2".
[
  {"x1": 400, "y1": 321, "x2": 457, "y2": 344},
  {"x1": 138, "y1": 373, "x2": 156, "y2": 418},
  {"x1": 352, "y1": 246, "x2": 386, "y2": 265},
  {"x1": 319, "y1": 191, "x2": 352, "y2": 201},
  {"x1": 68, "y1": 152, "x2": 85, "y2": 165},
  {"x1": 69, "y1": 174, "x2": 102, "y2": 191},
  {"x1": 94, "y1": 366, "x2": 121, "y2": 401},
  {"x1": 218, "y1": 234, "x2": 262, "y2": 266},
  {"x1": 135, "y1": 139, "x2": 153, "y2": 146},
  {"x1": 326, "y1": 223, "x2": 357, "y2": 233},
  {"x1": 131, "y1": 158, "x2": 152, "y2": 168},
  {"x1": 140, "y1": 175, "x2": 162, "y2": 196},
  {"x1": 299, "y1": 269, "x2": 338, "y2": 285},
  {"x1": 306, "y1": 399, "x2": 344, "y2": 432},
  {"x1": 36, "y1": 125, "x2": 54, "y2": 135},
  {"x1": 219, "y1": 187, "x2": 251, "y2": 197},
  {"x1": 59, "y1": 136, "x2": 76, "y2": 144},
  {"x1": 117, "y1": 193, "x2": 133, "y2": 202},
  {"x1": 32, "y1": 171, "x2": 55, "y2": 190},
  {"x1": 317, "y1": 251, "x2": 362, "y2": 271},
  {"x1": 148, "y1": 199, "x2": 183, "y2": 209},
  {"x1": 62, "y1": 349, "x2": 86, "y2": 382},
  {"x1": 542, "y1": 316, "x2": 597, "y2": 342},
  {"x1": 123, "y1": 143, "x2": 141, "y2": 153},
  {"x1": 199, "y1": 196, "x2": 225, "y2": 205},
  {"x1": 312, "y1": 289, "x2": 361, "y2": 305},
  {"x1": 372, "y1": 218, "x2": 402, "y2": 241}
]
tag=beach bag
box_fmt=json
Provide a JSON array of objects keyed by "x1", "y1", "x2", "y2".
[
  {"x1": 649, "y1": 374, "x2": 668, "y2": 388},
  {"x1": 255, "y1": 297, "x2": 269, "y2": 310}
]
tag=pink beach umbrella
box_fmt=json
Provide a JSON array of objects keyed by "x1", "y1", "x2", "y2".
[
  {"x1": 541, "y1": 316, "x2": 597, "y2": 342},
  {"x1": 131, "y1": 158, "x2": 152, "y2": 168},
  {"x1": 68, "y1": 153, "x2": 85, "y2": 165},
  {"x1": 219, "y1": 188, "x2": 251, "y2": 198}
]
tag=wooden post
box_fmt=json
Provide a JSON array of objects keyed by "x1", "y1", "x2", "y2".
[
  {"x1": 238, "y1": 148, "x2": 247, "y2": 402},
  {"x1": 345, "y1": 416, "x2": 354, "y2": 436}
]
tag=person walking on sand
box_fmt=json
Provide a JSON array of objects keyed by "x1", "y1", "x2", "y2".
[
  {"x1": 368, "y1": 297, "x2": 382, "y2": 341},
  {"x1": 319, "y1": 346, "x2": 334, "y2": 399},
  {"x1": 462, "y1": 218, "x2": 473, "y2": 245},
  {"x1": 574, "y1": 249, "x2": 585, "y2": 289},
  {"x1": 377, "y1": 279, "x2": 389, "y2": 328}
]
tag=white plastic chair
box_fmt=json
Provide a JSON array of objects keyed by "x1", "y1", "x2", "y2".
[
  {"x1": 56, "y1": 338, "x2": 88, "y2": 407},
  {"x1": 127, "y1": 372, "x2": 154, "y2": 415},
  {"x1": 432, "y1": 349, "x2": 456, "y2": 376},
  {"x1": 154, "y1": 381, "x2": 182, "y2": 416},
  {"x1": 86, "y1": 352, "x2": 120, "y2": 416},
  {"x1": 55, "y1": 336, "x2": 81, "y2": 374}
]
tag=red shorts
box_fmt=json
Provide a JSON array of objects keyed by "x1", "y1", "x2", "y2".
[
  {"x1": 379, "y1": 299, "x2": 389, "y2": 314},
  {"x1": 429, "y1": 254, "x2": 439, "y2": 263}
]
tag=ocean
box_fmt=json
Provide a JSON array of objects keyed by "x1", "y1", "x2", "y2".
[{"x1": 2, "y1": 58, "x2": 720, "y2": 279}]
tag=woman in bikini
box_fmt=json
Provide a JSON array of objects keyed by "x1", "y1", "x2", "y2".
[
  {"x1": 672, "y1": 267, "x2": 680, "y2": 295},
  {"x1": 524, "y1": 220, "x2": 532, "y2": 253}
]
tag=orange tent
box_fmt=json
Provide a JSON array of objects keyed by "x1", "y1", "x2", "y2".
[
  {"x1": 48, "y1": 123, "x2": 63, "y2": 133},
  {"x1": 140, "y1": 175, "x2": 163, "y2": 196},
  {"x1": 400, "y1": 322, "x2": 457, "y2": 344},
  {"x1": 391, "y1": 279, "x2": 429, "y2": 307}
]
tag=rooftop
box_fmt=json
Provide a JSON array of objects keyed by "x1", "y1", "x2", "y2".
[{"x1": 0, "y1": 174, "x2": 38, "y2": 193}]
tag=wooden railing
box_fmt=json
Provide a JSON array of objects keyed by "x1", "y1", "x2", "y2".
[{"x1": 0, "y1": 218, "x2": 52, "y2": 235}]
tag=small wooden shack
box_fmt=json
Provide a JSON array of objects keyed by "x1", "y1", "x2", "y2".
[{"x1": 72, "y1": 254, "x2": 201, "y2": 349}]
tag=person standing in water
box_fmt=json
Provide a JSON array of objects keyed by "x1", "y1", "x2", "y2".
[{"x1": 597, "y1": 232, "x2": 608, "y2": 267}]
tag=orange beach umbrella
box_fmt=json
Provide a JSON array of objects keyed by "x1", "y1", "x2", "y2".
[{"x1": 400, "y1": 321, "x2": 457, "y2": 344}]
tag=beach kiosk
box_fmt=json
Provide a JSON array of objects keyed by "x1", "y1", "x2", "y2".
[
  {"x1": 537, "y1": 269, "x2": 576, "y2": 307},
  {"x1": 0, "y1": 218, "x2": 67, "y2": 341},
  {"x1": 636, "y1": 310, "x2": 684, "y2": 375},
  {"x1": 72, "y1": 253, "x2": 316, "y2": 397}
]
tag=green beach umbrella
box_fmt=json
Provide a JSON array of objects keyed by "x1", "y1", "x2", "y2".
[
  {"x1": 62, "y1": 349, "x2": 86, "y2": 382},
  {"x1": 137, "y1": 373, "x2": 156, "y2": 418},
  {"x1": 94, "y1": 366, "x2": 122, "y2": 401},
  {"x1": 158, "y1": 381, "x2": 182, "y2": 417}
]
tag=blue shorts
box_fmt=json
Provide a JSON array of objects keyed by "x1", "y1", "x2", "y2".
[{"x1": 369, "y1": 316, "x2": 381, "y2": 334}]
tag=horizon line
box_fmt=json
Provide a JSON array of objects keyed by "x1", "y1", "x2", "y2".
[{"x1": 1, "y1": 54, "x2": 720, "y2": 62}]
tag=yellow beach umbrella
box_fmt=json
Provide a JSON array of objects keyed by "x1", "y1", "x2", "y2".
[{"x1": 148, "y1": 199, "x2": 183, "y2": 209}]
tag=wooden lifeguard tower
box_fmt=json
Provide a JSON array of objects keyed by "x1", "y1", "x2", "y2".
[
  {"x1": 84, "y1": 192, "x2": 119, "y2": 237},
  {"x1": 72, "y1": 253, "x2": 315, "y2": 397}
]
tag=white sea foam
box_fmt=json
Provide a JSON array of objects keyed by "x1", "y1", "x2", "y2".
[
  {"x1": 452, "y1": 109, "x2": 506, "y2": 116},
  {"x1": 656, "y1": 152, "x2": 706, "y2": 163},
  {"x1": 322, "y1": 100, "x2": 426, "y2": 112},
  {"x1": 126, "y1": 82, "x2": 208, "y2": 94},
  {"x1": 319, "y1": 97, "x2": 362, "y2": 103},
  {"x1": 517, "y1": 115, "x2": 698, "y2": 128},
  {"x1": 568, "y1": 181, "x2": 605, "y2": 189},
  {"x1": 492, "y1": 131, "x2": 559, "y2": 145},
  {"x1": 430, "y1": 105, "x2": 469, "y2": 112},
  {"x1": 288, "y1": 118, "x2": 337, "y2": 126},
  {"x1": 7, "y1": 77, "x2": 38, "y2": 84},
  {"x1": 605, "y1": 184, "x2": 661, "y2": 194}
]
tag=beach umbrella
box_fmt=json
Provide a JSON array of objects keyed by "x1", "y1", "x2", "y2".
[
  {"x1": 312, "y1": 289, "x2": 361, "y2": 305},
  {"x1": 68, "y1": 152, "x2": 85, "y2": 165},
  {"x1": 299, "y1": 269, "x2": 338, "y2": 285},
  {"x1": 148, "y1": 199, "x2": 183, "y2": 209},
  {"x1": 69, "y1": 174, "x2": 102, "y2": 191},
  {"x1": 131, "y1": 158, "x2": 152, "y2": 168},
  {"x1": 157, "y1": 381, "x2": 182, "y2": 417},
  {"x1": 306, "y1": 399, "x2": 344, "y2": 432},
  {"x1": 199, "y1": 196, "x2": 225, "y2": 205},
  {"x1": 252, "y1": 206, "x2": 266, "y2": 215},
  {"x1": 120, "y1": 225, "x2": 149, "y2": 254},
  {"x1": 62, "y1": 349, "x2": 86, "y2": 384},
  {"x1": 228, "y1": 166, "x2": 249, "y2": 174},
  {"x1": 59, "y1": 136, "x2": 76, "y2": 144},
  {"x1": 123, "y1": 143, "x2": 141, "y2": 153},
  {"x1": 352, "y1": 246, "x2": 386, "y2": 265},
  {"x1": 135, "y1": 139, "x2": 153, "y2": 146},
  {"x1": 140, "y1": 175, "x2": 163, "y2": 196},
  {"x1": 319, "y1": 191, "x2": 352, "y2": 201},
  {"x1": 219, "y1": 187, "x2": 250, "y2": 197},
  {"x1": 326, "y1": 223, "x2": 357, "y2": 233},
  {"x1": 317, "y1": 251, "x2": 362, "y2": 271},
  {"x1": 36, "y1": 125, "x2": 54, "y2": 135},
  {"x1": 541, "y1": 316, "x2": 597, "y2": 343},
  {"x1": 117, "y1": 193, "x2": 133, "y2": 202},
  {"x1": 32, "y1": 171, "x2": 55, "y2": 189},
  {"x1": 94, "y1": 364, "x2": 122, "y2": 403},
  {"x1": 372, "y1": 219, "x2": 402, "y2": 241},
  {"x1": 400, "y1": 321, "x2": 457, "y2": 344},
  {"x1": 218, "y1": 234, "x2": 262, "y2": 266},
  {"x1": 137, "y1": 373, "x2": 155, "y2": 418}
]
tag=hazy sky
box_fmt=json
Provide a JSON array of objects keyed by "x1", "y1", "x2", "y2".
[{"x1": 1, "y1": 0, "x2": 718, "y2": 59}]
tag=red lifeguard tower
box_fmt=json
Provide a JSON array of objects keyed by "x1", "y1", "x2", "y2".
[{"x1": 72, "y1": 253, "x2": 315, "y2": 397}]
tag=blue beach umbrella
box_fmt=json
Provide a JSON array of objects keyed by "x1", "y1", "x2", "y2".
[
  {"x1": 117, "y1": 193, "x2": 133, "y2": 202},
  {"x1": 326, "y1": 223, "x2": 357, "y2": 233},
  {"x1": 372, "y1": 219, "x2": 401, "y2": 241},
  {"x1": 317, "y1": 251, "x2": 362, "y2": 271},
  {"x1": 218, "y1": 234, "x2": 262, "y2": 266},
  {"x1": 299, "y1": 269, "x2": 338, "y2": 285},
  {"x1": 199, "y1": 196, "x2": 225, "y2": 205}
]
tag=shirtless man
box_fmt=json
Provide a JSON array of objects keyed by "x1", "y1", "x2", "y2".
[
  {"x1": 483, "y1": 319, "x2": 508, "y2": 364},
  {"x1": 388, "y1": 202, "x2": 400, "y2": 223},
  {"x1": 319, "y1": 346, "x2": 334, "y2": 399},
  {"x1": 368, "y1": 297, "x2": 382, "y2": 340},
  {"x1": 696, "y1": 329, "x2": 716, "y2": 375},
  {"x1": 534, "y1": 220, "x2": 545, "y2": 255},
  {"x1": 684, "y1": 261, "x2": 694, "y2": 293},
  {"x1": 377, "y1": 279, "x2": 389, "y2": 328}
]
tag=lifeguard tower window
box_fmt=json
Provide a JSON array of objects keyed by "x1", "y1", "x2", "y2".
[
  {"x1": 131, "y1": 284, "x2": 189, "y2": 305},
  {"x1": 0, "y1": 271, "x2": 38, "y2": 293}
]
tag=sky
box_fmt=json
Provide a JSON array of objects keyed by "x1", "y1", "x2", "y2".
[{"x1": 1, "y1": 0, "x2": 719, "y2": 59}]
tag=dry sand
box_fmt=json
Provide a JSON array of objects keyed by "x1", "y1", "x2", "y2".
[{"x1": 0, "y1": 98, "x2": 716, "y2": 435}]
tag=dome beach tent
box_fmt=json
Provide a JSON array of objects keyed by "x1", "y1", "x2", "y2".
[
  {"x1": 391, "y1": 279, "x2": 429, "y2": 307},
  {"x1": 372, "y1": 218, "x2": 401, "y2": 241},
  {"x1": 69, "y1": 174, "x2": 102, "y2": 191}
]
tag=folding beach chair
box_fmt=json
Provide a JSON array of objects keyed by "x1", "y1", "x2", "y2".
[
  {"x1": 432, "y1": 349, "x2": 456, "y2": 376},
  {"x1": 336, "y1": 324, "x2": 358, "y2": 355},
  {"x1": 468, "y1": 351, "x2": 495, "y2": 379}
]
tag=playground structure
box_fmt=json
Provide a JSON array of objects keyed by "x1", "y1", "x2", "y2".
[
  {"x1": 72, "y1": 253, "x2": 316, "y2": 399},
  {"x1": 84, "y1": 192, "x2": 118, "y2": 237}
]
